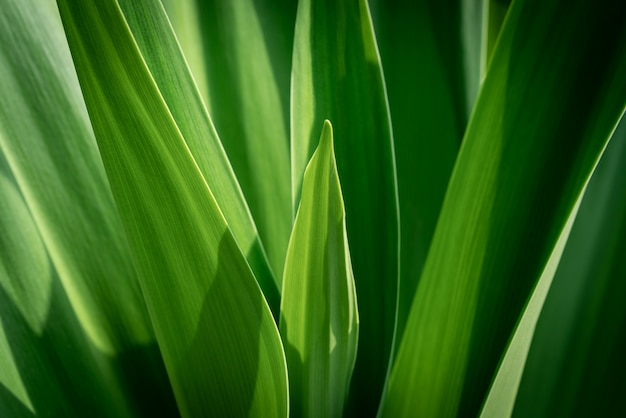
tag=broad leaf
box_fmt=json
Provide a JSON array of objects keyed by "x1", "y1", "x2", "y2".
[
  {"x1": 56, "y1": 0, "x2": 289, "y2": 416},
  {"x1": 383, "y1": 0, "x2": 626, "y2": 415},
  {"x1": 280, "y1": 121, "x2": 359, "y2": 418}
]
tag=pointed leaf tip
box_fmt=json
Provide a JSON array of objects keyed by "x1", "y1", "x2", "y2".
[{"x1": 281, "y1": 121, "x2": 359, "y2": 418}]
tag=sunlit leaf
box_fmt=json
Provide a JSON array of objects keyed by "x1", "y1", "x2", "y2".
[
  {"x1": 291, "y1": 0, "x2": 399, "y2": 413},
  {"x1": 0, "y1": 0, "x2": 152, "y2": 355},
  {"x1": 280, "y1": 121, "x2": 359, "y2": 417},
  {"x1": 479, "y1": 194, "x2": 582, "y2": 418},
  {"x1": 56, "y1": 0, "x2": 289, "y2": 415},
  {"x1": 0, "y1": 1, "x2": 175, "y2": 415},
  {"x1": 163, "y1": 0, "x2": 296, "y2": 278}
]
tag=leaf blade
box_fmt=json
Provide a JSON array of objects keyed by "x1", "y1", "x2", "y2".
[
  {"x1": 479, "y1": 193, "x2": 582, "y2": 418},
  {"x1": 116, "y1": 0, "x2": 279, "y2": 308},
  {"x1": 382, "y1": 0, "x2": 626, "y2": 415},
  {"x1": 163, "y1": 0, "x2": 295, "y2": 278},
  {"x1": 291, "y1": 1, "x2": 399, "y2": 413},
  {"x1": 55, "y1": 0, "x2": 289, "y2": 415},
  {"x1": 280, "y1": 121, "x2": 359, "y2": 417},
  {"x1": 370, "y1": 0, "x2": 485, "y2": 349},
  {"x1": 0, "y1": 0, "x2": 152, "y2": 354},
  {"x1": 0, "y1": 2, "x2": 176, "y2": 416},
  {"x1": 513, "y1": 113, "x2": 626, "y2": 417}
]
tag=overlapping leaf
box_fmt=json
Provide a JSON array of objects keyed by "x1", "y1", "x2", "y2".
[
  {"x1": 383, "y1": 0, "x2": 626, "y2": 415},
  {"x1": 370, "y1": 0, "x2": 484, "y2": 345},
  {"x1": 56, "y1": 0, "x2": 288, "y2": 416},
  {"x1": 0, "y1": 1, "x2": 176, "y2": 416},
  {"x1": 112, "y1": 0, "x2": 278, "y2": 308},
  {"x1": 513, "y1": 114, "x2": 626, "y2": 417},
  {"x1": 163, "y1": 0, "x2": 296, "y2": 278},
  {"x1": 484, "y1": 0, "x2": 512, "y2": 66},
  {"x1": 479, "y1": 195, "x2": 582, "y2": 418},
  {"x1": 291, "y1": 0, "x2": 399, "y2": 413},
  {"x1": 0, "y1": 0, "x2": 151, "y2": 355}
]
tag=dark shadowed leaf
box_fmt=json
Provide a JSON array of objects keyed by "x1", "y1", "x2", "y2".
[
  {"x1": 512, "y1": 114, "x2": 626, "y2": 418},
  {"x1": 383, "y1": 0, "x2": 626, "y2": 415},
  {"x1": 0, "y1": 1, "x2": 176, "y2": 416}
]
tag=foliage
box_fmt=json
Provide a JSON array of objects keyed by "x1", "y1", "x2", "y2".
[{"x1": 0, "y1": 0, "x2": 625, "y2": 417}]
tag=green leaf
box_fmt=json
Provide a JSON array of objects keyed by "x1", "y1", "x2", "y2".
[
  {"x1": 163, "y1": 0, "x2": 296, "y2": 278},
  {"x1": 513, "y1": 114, "x2": 626, "y2": 417},
  {"x1": 382, "y1": 0, "x2": 626, "y2": 415},
  {"x1": 159, "y1": 0, "x2": 210, "y2": 107},
  {"x1": 0, "y1": 1, "x2": 176, "y2": 416},
  {"x1": 483, "y1": 0, "x2": 512, "y2": 68},
  {"x1": 55, "y1": 0, "x2": 288, "y2": 416},
  {"x1": 478, "y1": 193, "x2": 582, "y2": 418},
  {"x1": 370, "y1": 0, "x2": 484, "y2": 348},
  {"x1": 0, "y1": 155, "x2": 46, "y2": 415},
  {"x1": 280, "y1": 121, "x2": 359, "y2": 418},
  {"x1": 290, "y1": 0, "x2": 399, "y2": 413},
  {"x1": 0, "y1": 0, "x2": 152, "y2": 355},
  {"x1": 114, "y1": 0, "x2": 279, "y2": 308}
]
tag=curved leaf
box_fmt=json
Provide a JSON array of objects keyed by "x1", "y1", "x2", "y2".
[
  {"x1": 0, "y1": 1, "x2": 176, "y2": 416},
  {"x1": 383, "y1": 0, "x2": 626, "y2": 415},
  {"x1": 0, "y1": 0, "x2": 152, "y2": 355},
  {"x1": 513, "y1": 114, "x2": 626, "y2": 417},
  {"x1": 370, "y1": 0, "x2": 484, "y2": 348},
  {"x1": 56, "y1": 0, "x2": 289, "y2": 416},
  {"x1": 163, "y1": 0, "x2": 295, "y2": 278}
]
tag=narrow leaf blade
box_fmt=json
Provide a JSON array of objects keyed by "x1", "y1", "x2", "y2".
[
  {"x1": 370, "y1": 0, "x2": 484, "y2": 347},
  {"x1": 383, "y1": 0, "x2": 626, "y2": 415},
  {"x1": 163, "y1": 0, "x2": 295, "y2": 278},
  {"x1": 0, "y1": 0, "x2": 152, "y2": 355},
  {"x1": 291, "y1": 1, "x2": 399, "y2": 413},
  {"x1": 116, "y1": 0, "x2": 279, "y2": 308},
  {"x1": 280, "y1": 121, "x2": 359, "y2": 417},
  {"x1": 479, "y1": 193, "x2": 582, "y2": 418},
  {"x1": 513, "y1": 114, "x2": 626, "y2": 417},
  {"x1": 0, "y1": 1, "x2": 176, "y2": 415}
]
